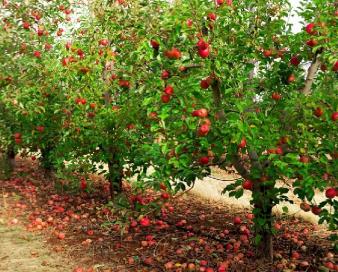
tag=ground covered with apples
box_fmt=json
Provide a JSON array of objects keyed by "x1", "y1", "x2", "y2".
[{"x1": 0, "y1": 158, "x2": 337, "y2": 272}]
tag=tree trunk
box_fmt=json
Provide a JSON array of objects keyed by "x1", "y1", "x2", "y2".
[
  {"x1": 252, "y1": 181, "x2": 274, "y2": 262},
  {"x1": 6, "y1": 145, "x2": 16, "y2": 169},
  {"x1": 107, "y1": 151, "x2": 123, "y2": 198},
  {"x1": 40, "y1": 147, "x2": 54, "y2": 174}
]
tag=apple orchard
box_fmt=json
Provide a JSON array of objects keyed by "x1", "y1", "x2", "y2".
[{"x1": 0, "y1": 0, "x2": 337, "y2": 271}]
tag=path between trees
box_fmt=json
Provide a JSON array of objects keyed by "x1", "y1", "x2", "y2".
[{"x1": 0, "y1": 212, "x2": 73, "y2": 272}]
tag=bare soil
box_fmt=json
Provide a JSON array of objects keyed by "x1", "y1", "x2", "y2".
[{"x1": 0, "y1": 158, "x2": 336, "y2": 272}]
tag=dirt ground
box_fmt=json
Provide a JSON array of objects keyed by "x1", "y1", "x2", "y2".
[
  {"x1": 0, "y1": 158, "x2": 336, "y2": 272},
  {"x1": 0, "y1": 198, "x2": 74, "y2": 272}
]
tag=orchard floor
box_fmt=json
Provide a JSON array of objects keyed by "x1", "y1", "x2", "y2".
[{"x1": 0, "y1": 158, "x2": 336, "y2": 272}]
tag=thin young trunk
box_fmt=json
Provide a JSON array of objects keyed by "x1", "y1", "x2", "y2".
[
  {"x1": 107, "y1": 153, "x2": 123, "y2": 197},
  {"x1": 6, "y1": 145, "x2": 16, "y2": 168},
  {"x1": 252, "y1": 181, "x2": 274, "y2": 262},
  {"x1": 40, "y1": 147, "x2": 55, "y2": 175}
]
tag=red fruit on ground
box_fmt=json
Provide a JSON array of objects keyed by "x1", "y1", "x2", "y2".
[
  {"x1": 233, "y1": 216, "x2": 241, "y2": 225},
  {"x1": 324, "y1": 262, "x2": 334, "y2": 270},
  {"x1": 139, "y1": 217, "x2": 151, "y2": 227},
  {"x1": 80, "y1": 179, "x2": 87, "y2": 190},
  {"x1": 161, "y1": 192, "x2": 170, "y2": 200},
  {"x1": 291, "y1": 251, "x2": 300, "y2": 259},
  {"x1": 246, "y1": 213, "x2": 254, "y2": 220},
  {"x1": 325, "y1": 188, "x2": 337, "y2": 199},
  {"x1": 58, "y1": 232, "x2": 65, "y2": 240}
]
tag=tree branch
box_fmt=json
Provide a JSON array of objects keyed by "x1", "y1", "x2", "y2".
[
  {"x1": 232, "y1": 153, "x2": 251, "y2": 180},
  {"x1": 301, "y1": 50, "x2": 322, "y2": 95}
]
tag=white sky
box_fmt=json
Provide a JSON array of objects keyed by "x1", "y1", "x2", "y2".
[{"x1": 289, "y1": 0, "x2": 303, "y2": 33}]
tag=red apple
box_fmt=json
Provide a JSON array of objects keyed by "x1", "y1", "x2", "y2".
[
  {"x1": 165, "y1": 48, "x2": 181, "y2": 59},
  {"x1": 198, "y1": 47, "x2": 210, "y2": 58},
  {"x1": 332, "y1": 61, "x2": 338, "y2": 72},
  {"x1": 150, "y1": 39, "x2": 159, "y2": 49},
  {"x1": 305, "y1": 23, "x2": 316, "y2": 35},
  {"x1": 22, "y1": 21, "x2": 30, "y2": 30},
  {"x1": 34, "y1": 51, "x2": 41, "y2": 58},
  {"x1": 99, "y1": 39, "x2": 109, "y2": 46},
  {"x1": 199, "y1": 156, "x2": 209, "y2": 165},
  {"x1": 325, "y1": 188, "x2": 337, "y2": 199},
  {"x1": 288, "y1": 74, "x2": 296, "y2": 83},
  {"x1": 198, "y1": 124, "x2": 210, "y2": 136},
  {"x1": 139, "y1": 217, "x2": 151, "y2": 227},
  {"x1": 238, "y1": 138, "x2": 246, "y2": 148},
  {"x1": 311, "y1": 206, "x2": 321, "y2": 215},
  {"x1": 58, "y1": 232, "x2": 65, "y2": 240},
  {"x1": 200, "y1": 79, "x2": 210, "y2": 89},
  {"x1": 197, "y1": 39, "x2": 209, "y2": 50},
  {"x1": 290, "y1": 55, "x2": 301, "y2": 66},
  {"x1": 186, "y1": 19, "x2": 193, "y2": 27},
  {"x1": 233, "y1": 216, "x2": 241, "y2": 225},
  {"x1": 306, "y1": 39, "x2": 318, "y2": 47},
  {"x1": 331, "y1": 112, "x2": 338, "y2": 121},
  {"x1": 263, "y1": 49, "x2": 273, "y2": 57},
  {"x1": 161, "y1": 70, "x2": 170, "y2": 79},
  {"x1": 164, "y1": 85, "x2": 174, "y2": 95},
  {"x1": 208, "y1": 13, "x2": 217, "y2": 21},
  {"x1": 36, "y1": 126, "x2": 44, "y2": 132},
  {"x1": 314, "y1": 107, "x2": 323, "y2": 117},
  {"x1": 161, "y1": 94, "x2": 171, "y2": 103},
  {"x1": 271, "y1": 92, "x2": 281, "y2": 101},
  {"x1": 242, "y1": 180, "x2": 253, "y2": 190},
  {"x1": 300, "y1": 202, "x2": 311, "y2": 212},
  {"x1": 299, "y1": 155, "x2": 309, "y2": 163}
]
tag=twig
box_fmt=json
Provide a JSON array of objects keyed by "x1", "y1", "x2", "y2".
[
  {"x1": 302, "y1": 50, "x2": 322, "y2": 95},
  {"x1": 172, "y1": 183, "x2": 195, "y2": 199}
]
